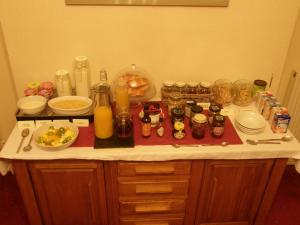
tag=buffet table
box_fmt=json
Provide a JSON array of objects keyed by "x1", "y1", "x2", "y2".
[
  {"x1": 0, "y1": 104, "x2": 300, "y2": 225},
  {"x1": 1, "y1": 104, "x2": 299, "y2": 162}
]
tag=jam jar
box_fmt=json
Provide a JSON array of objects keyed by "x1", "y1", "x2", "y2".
[
  {"x1": 171, "y1": 107, "x2": 185, "y2": 125},
  {"x1": 208, "y1": 103, "x2": 221, "y2": 126},
  {"x1": 191, "y1": 114, "x2": 207, "y2": 139},
  {"x1": 190, "y1": 105, "x2": 203, "y2": 127},
  {"x1": 211, "y1": 114, "x2": 225, "y2": 138},
  {"x1": 173, "y1": 121, "x2": 186, "y2": 139},
  {"x1": 175, "y1": 81, "x2": 187, "y2": 94},
  {"x1": 185, "y1": 100, "x2": 196, "y2": 118},
  {"x1": 187, "y1": 82, "x2": 198, "y2": 94},
  {"x1": 167, "y1": 92, "x2": 184, "y2": 116}
]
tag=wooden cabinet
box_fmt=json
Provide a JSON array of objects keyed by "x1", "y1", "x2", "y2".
[
  {"x1": 13, "y1": 159, "x2": 287, "y2": 225},
  {"x1": 105, "y1": 161, "x2": 193, "y2": 225},
  {"x1": 28, "y1": 161, "x2": 108, "y2": 225},
  {"x1": 194, "y1": 159, "x2": 276, "y2": 225}
]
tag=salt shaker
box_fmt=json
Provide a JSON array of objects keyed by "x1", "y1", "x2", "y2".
[
  {"x1": 55, "y1": 69, "x2": 72, "y2": 96},
  {"x1": 73, "y1": 56, "x2": 91, "y2": 98}
]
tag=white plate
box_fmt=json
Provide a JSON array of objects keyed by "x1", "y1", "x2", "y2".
[
  {"x1": 34, "y1": 121, "x2": 79, "y2": 150},
  {"x1": 235, "y1": 111, "x2": 266, "y2": 129},
  {"x1": 235, "y1": 121, "x2": 265, "y2": 134},
  {"x1": 48, "y1": 96, "x2": 92, "y2": 115}
]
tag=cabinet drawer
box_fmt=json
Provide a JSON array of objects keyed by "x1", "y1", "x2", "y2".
[
  {"x1": 118, "y1": 162, "x2": 191, "y2": 177},
  {"x1": 119, "y1": 179, "x2": 189, "y2": 197},
  {"x1": 120, "y1": 200, "x2": 186, "y2": 216},
  {"x1": 120, "y1": 217, "x2": 183, "y2": 225}
]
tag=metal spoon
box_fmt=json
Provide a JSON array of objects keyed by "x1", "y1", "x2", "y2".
[
  {"x1": 172, "y1": 144, "x2": 199, "y2": 148},
  {"x1": 246, "y1": 139, "x2": 281, "y2": 145},
  {"x1": 257, "y1": 135, "x2": 293, "y2": 142},
  {"x1": 23, "y1": 132, "x2": 34, "y2": 152},
  {"x1": 172, "y1": 142, "x2": 229, "y2": 148},
  {"x1": 202, "y1": 142, "x2": 230, "y2": 147},
  {"x1": 16, "y1": 128, "x2": 30, "y2": 153}
]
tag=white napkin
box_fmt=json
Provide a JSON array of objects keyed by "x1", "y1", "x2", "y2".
[{"x1": 0, "y1": 159, "x2": 13, "y2": 176}]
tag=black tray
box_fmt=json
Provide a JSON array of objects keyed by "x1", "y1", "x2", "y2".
[
  {"x1": 94, "y1": 133, "x2": 134, "y2": 149},
  {"x1": 15, "y1": 106, "x2": 94, "y2": 122}
]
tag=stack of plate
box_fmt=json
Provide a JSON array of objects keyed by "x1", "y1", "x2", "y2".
[{"x1": 235, "y1": 111, "x2": 266, "y2": 134}]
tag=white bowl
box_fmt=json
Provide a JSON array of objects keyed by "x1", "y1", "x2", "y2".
[
  {"x1": 235, "y1": 111, "x2": 266, "y2": 129},
  {"x1": 48, "y1": 96, "x2": 92, "y2": 115},
  {"x1": 34, "y1": 121, "x2": 79, "y2": 150},
  {"x1": 17, "y1": 95, "x2": 47, "y2": 114}
]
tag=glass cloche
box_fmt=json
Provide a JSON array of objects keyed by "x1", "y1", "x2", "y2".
[{"x1": 113, "y1": 64, "x2": 156, "y2": 107}]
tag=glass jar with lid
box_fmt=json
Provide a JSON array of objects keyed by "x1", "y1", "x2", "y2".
[
  {"x1": 167, "y1": 92, "x2": 184, "y2": 116},
  {"x1": 212, "y1": 79, "x2": 234, "y2": 106},
  {"x1": 189, "y1": 105, "x2": 203, "y2": 127},
  {"x1": 162, "y1": 80, "x2": 175, "y2": 94},
  {"x1": 233, "y1": 79, "x2": 253, "y2": 106},
  {"x1": 208, "y1": 103, "x2": 221, "y2": 126},
  {"x1": 187, "y1": 82, "x2": 198, "y2": 94},
  {"x1": 175, "y1": 81, "x2": 187, "y2": 94},
  {"x1": 161, "y1": 80, "x2": 175, "y2": 104},
  {"x1": 211, "y1": 114, "x2": 225, "y2": 138},
  {"x1": 199, "y1": 81, "x2": 212, "y2": 94},
  {"x1": 171, "y1": 107, "x2": 185, "y2": 125},
  {"x1": 191, "y1": 114, "x2": 207, "y2": 139}
]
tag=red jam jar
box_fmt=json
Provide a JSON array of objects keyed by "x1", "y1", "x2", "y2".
[
  {"x1": 211, "y1": 114, "x2": 225, "y2": 138},
  {"x1": 191, "y1": 114, "x2": 207, "y2": 139}
]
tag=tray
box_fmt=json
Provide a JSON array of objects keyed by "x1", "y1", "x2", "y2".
[
  {"x1": 94, "y1": 133, "x2": 134, "y2": 149},
  {"x1": 16, "y1": 106, "x2": 94, "y2": 122}
]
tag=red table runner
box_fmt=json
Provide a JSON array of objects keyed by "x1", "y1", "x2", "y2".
[{"x1": 71, "y1": 103, "x2": 242, "y2": 147}]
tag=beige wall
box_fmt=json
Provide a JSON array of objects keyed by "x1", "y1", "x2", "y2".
[
  {"x1": 278, "y1": 9, "x2": 300, "y2": 102},
  {"x1": 0, "y1": 22, "x2": 17, "y2": 141},
  {"x1": 0, "y1": 0, "x2": 299, "y2": 98}
]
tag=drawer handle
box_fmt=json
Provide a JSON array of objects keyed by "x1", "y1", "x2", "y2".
[
  {"x1": 136, "y1": 223, "x2": 169, "y2": 225},
  {"x1": 135, "y1": 184, "x2": 173, "y2": 194},
  {"x1": 135, "y1": 202, "x2": 171, "y2": 213},
  {"x1": 135, "y1": 164, "x2": 175, "y2": 175}
]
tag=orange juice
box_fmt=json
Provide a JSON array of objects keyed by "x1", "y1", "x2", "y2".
[{"x1": 94, "y1": 106, "x2": 113, "y2": 139}]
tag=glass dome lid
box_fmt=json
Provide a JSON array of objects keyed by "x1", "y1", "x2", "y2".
[{"x1": 113, "y1": 64, "x2": 156, "y2": 106}]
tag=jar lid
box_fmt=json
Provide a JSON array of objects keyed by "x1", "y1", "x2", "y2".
[
  {"x1": 174, "y1": 121, "x2": 185, "y2": 130},
  {"x1": 213, "y1": 114, "x2": 225, "y2": 123},
  {"x1": 254, "y1": 79, "x2": 267, "y2": 87},
  {"x1": 175, "y1": 81, "x2": 186, "y2": 88},
  {"x1": 163, "y1": 80, "x2": 175, "y2": 87},
  {"x1": 192, "y1": 114, "x2": 207, "y2": 123},
  {"x1": 191, "y1": 105, "x2": 203, "y2": 113},
  {"x1": 187, "y1": 81, "x2": 198, "y2": 87},
  {"x1": 200, "y1": 81, "x2": 212, "y2": 88},
  {"x1": 209, "y1": 104, "x2": 221, "y2": 112},
  {"x1": 171, "y1": 107, "x2": 185, "y2": 117},
  {"x1": 186, "y1": 100, "x2": 196, "y2": 106}
]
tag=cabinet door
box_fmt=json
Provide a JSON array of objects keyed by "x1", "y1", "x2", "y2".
[
  {"x1": 195, "y1": 159, "x2": 274, "y2": 225},
  {"x1": 29, "y1": 161, "x2": 108, "y2": 225}
]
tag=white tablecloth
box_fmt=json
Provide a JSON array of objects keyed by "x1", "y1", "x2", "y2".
[{"x1": 1, "y1": 104, "x2": 299, "y2": 175}]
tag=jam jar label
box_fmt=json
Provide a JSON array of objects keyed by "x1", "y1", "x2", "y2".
[
  {"x1": 212, "y1": 127, "x2": 224, "y2": 137},
  {"x1": 174, "y1": 130, "x2": 185, "y2": 139}
]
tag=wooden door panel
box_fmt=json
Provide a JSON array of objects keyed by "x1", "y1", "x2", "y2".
[
  {"x1": 29, "y1": 161, "x2": 107, "y2": 225},
  {"x1": 196, "y1": 160, "x2": 274, "y2": 225}
]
